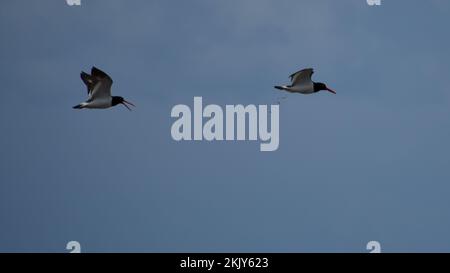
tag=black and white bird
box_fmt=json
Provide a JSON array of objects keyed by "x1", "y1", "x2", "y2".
[
  {"x1": 275, "y1": 68, "x2": 336, "y2": 95},
  {"x1": 73, "y1": 67, "x2": 135, "y2": 110}
]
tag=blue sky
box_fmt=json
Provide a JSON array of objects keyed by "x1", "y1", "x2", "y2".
[{"x1": 1, "y1": 0, "x2": 450, "y2": 252}]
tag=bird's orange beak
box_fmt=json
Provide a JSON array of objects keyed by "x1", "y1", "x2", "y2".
[{"x1": 122, "y1": 100, "x2": 135, "y2": 111}]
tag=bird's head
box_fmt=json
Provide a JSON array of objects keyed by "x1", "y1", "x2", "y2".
[
  {"x1": 112, "y1": 96, "x2": 136, "y2": 111},
  {"x1": 314, "y1": 82, "x2": 336, "y2": 94}
]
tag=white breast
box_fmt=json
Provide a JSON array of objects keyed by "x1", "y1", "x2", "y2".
[
  {"x1": 291, "y1": 82, "x2": 314, "y2": 94},
  {"x1": 84, "y1": 97, "x2": 112, "y2": 109}
]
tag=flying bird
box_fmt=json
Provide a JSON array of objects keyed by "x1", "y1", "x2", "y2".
[
  {"x1": 274, "y1": 68, "x2": 336, "y2": 95},
  {"x1": 73, "y1": 67, "x2": 135, "y2": 110}
]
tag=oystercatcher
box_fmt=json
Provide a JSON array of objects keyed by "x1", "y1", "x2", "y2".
[
  {"x1": 275, "y1": 68, "x2": 336, "y2": 95},
  {"x1": 73, "y1": 67, "x2": 135, "y2": 110}
]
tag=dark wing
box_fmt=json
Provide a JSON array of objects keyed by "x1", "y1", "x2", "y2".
[
  {"x1": 89, "y1": 67, "x2": 113, "y2": 99},
  {"x1": 80, "y1": 71, "x2": 99, "y2": 95},
  {"x1": 289, "y1": 68, "x2": 314, "y2": 86},
  {"x1": 91, "y1": 66, "x2": 113, "y2": 83}
]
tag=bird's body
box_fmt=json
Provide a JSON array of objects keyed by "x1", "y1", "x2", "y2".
[
  {"x1": 73, "y1": 67, "x2": 135, "y2": 110},
  {"x1": 275, "y1": 68, "x2": 336, "y2": 95},
  {"x1": 280, "y1": 82, "x2": 315, "y2": 94},
  {"x1": 75, "y1": 97, "x2": 112, "y2": 109}
]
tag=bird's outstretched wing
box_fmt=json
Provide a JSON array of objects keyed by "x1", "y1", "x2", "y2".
[
  {"x1": 80, "y1": 67, "x2": 113, "y2": 100},
  {"x1": 289, "y1": 68, "x2": 314, "y2": 86},
  {"x1": 80, "y1": 72, "x2": 98, "y2": 96},
  {"x1": 91, "y1": 66, "x2": 113, "y2": 84}
]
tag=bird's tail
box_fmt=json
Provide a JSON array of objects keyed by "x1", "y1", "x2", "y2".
[
  {"x1": 73, "y1": 104, "x2": 84, "y2": 109},
  {"x1": 274, "y1": 85, "x2": 286, "y2": 91}
]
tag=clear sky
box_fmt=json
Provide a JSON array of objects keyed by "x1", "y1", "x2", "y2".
[{"x1": 1, "y1": 0, "x2": 450, "y2": 252}]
